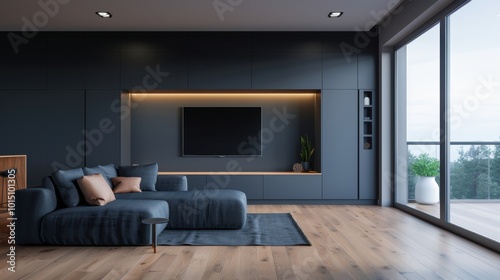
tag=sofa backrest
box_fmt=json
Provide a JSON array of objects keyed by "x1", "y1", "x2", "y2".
[{"x1": 156, "y1": 175, "x2": 188, "y2": 192}]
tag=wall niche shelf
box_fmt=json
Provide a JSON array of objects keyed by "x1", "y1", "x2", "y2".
[{"x1": 361, "y1": 91, "x2": 374, "y2": 150}]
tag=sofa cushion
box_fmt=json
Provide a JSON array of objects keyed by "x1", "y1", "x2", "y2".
[
  {"x1": 112, "y1": 177, "x2": 142, "y2": 193},
  {"x1": 116, "y1": 189, "x2": 247, "y2": 229},
  {"x1": 52, "y1": 168, "x2": 85, "y2": 207},
  {"x1": 83, "y1": 164, "x2": 117, "y2": 188},
  {"x1": 40, "y1": 200, "x2": 169, "y2": 245},
  {"x1": 77, "y1": 174, "x2": 116, "y2": 206},
  {"x1": 118, "y1": 163, "x2": 158, "y2": 191},
  {"x1": 41, "y1": 176, "x2": 64, "y2": 209}
]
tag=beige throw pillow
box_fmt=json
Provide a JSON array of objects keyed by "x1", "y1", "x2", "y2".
[
  {"x1": 112, "y1": 177, "x2": 142, "y2": 194},
  {"x1": 77, "y1": 174, "x2": 116, "y2": 206}
]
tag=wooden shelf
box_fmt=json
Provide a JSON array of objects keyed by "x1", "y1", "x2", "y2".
[
  {"x1": 158, "y1": 171, "x2": 321, "y2": 176},
  {"x1": 1, "y1": 155, "x2": 27, "y2": 209}
]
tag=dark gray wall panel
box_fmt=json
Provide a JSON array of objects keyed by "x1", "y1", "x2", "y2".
[
  {"x1": 323, "y1": 53, "x2": 358, "y2": 89},
  {"x1": 48, "y1": 32, "x2": 86, "y2": 53},
  {"x1": 46, "y1": 90, "x2": 85, "y2": 172},
  {"x1": 84, "y1": 32, "x2": 122, "y2": 53},
  {"x1": 0, "y1": 32, "x2": 48, "y2": 54},
  {"x1": 85, "y1": 90, "x2": 121, "y2": 167},
  {"x1": 263, "y1": 175, "x2": 322, "y2": 199},
  {"x1": 323, "y1": 32, "x2": 378, "y2": 52},
  {"x1": 187, "y1": 33, "x2": 251, "y2": 53},
  {"x1": 0, "y1": 52, "x2": 47, "y2": 89},
  {"x1": 85, "y1": 53, "x2": 120, "y2": 89},
  {"x1": 121, "y1": 52, "x2": 188, "y2": 89},
  {"x1": 252, "y1": 32, "x2": 323, "y2": 53},
  {"x1": 322, "y1": 90, "x2": 358, "y2": 199},
  {"x1": 0, "y1": 90, "x2": 48, "y2": 186},
  {"x1": 207, "y1": 175, "x2": 264, "y2": 199},
  {"x1": 186, "y1": 175, "x2": 208, "y2": 191},
  {"x1": 188, "y1": 53, "x2": 251, "y2": 89},
  {"x1": 0, "y1": 90, "x2": 84, "y2": 186},
  {"x1": 252, "y1": 53, "x2": 322, "y2": 89},
  {"x1": 121, "y1": 32, "x2": 188, "y2": 53},
  {"x1": 358, "y1": 52, "x2": 377, "y2": 89},
  {"x1": 48, "y1": 53, "x2": 85, "y2": 89}
]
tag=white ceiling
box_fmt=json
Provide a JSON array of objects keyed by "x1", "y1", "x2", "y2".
[{"x1": 0, "y1": 0, "x2": 404, "y2": 31}]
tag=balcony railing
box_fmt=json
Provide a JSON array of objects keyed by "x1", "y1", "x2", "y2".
[
  {"x1": 406, "y1": 142, "x2": 500, "y2": 242},
  {"x1": 406, "y1": 141, "x2": 500, "y2": 201}
]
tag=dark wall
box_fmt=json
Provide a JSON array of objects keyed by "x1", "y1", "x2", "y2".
[{"x1": 0, "y1": 31, "x2": 377, "y2": 187}]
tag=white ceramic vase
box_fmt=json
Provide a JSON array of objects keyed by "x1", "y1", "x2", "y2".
[{"x1": 415, "y1": 176, "x2": 439, "y2": 204}]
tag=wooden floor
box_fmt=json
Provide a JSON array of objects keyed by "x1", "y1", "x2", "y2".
[
  {"x1": 407, "y1": 202, "x2": 500, "y2": 242},
  {"x1": 1, "y1": 205, "x2": 500, "y2": 280}
]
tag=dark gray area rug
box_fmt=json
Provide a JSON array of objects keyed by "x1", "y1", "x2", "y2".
[{"x1": 157, "y1": 213, "x2": 311, "y2": 246}]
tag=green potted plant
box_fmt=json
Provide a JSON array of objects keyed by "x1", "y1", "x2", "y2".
[
  {"x1": 299, "y1": 135, "x2": 314, "y2": 172},
  {"x1": 411, "y1": 153, "x2": 440, "y2": 204}
]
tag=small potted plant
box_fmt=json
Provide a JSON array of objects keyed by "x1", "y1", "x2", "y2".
[
  {"x1": 300, "y1": 135, "x2": 314, "y2": 172},
  {"x1": 411, "y1": 153, "x2": 440, "y2": 204}
]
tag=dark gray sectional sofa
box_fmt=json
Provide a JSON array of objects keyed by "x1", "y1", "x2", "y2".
[{"x1": 15, "y1": 164, "x2": 247, "y2": 246}]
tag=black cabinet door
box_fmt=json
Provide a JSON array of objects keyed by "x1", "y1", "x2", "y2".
[
  {"x1": 207, "y1": 175, "x2": 264, "y2": 199},
  {"x1": 322, "y1": 90, "x2": 358, "y2": 199},
  {"x1": 263, "y1": 175, "x2": 322, "y2": 199},
  {"x1": 0, "y1": 52, "x2": 47, "y2": 89},
  {"x1": 0, "y1": 90, "x2": 49, "y2": 186},
  {"x1": 85, "y1": 90, "x2": 122, "y2": 167},
  {"x1": 322, "y1": 53, "x2": 358, "y2": 90},
  {"x1": 121, "y1": 52, "x2": 188, "y2": 90},
  {"x1": 48, "y1": 53, "x2": 85, "y2": 89},
  {"x1": 188, "y1": 53, "x2": 251, "y2": 89},
  {"x1": 358, "y1": 52, "x2": 377, "y2": 89},
  {"x1": 46, "y1": 90, "x2": 85, "y2": 171},
  {"x1": 252, "y1": 52, "x2": 322, "y2": 89},
  {"x1": 85, "y1": 53, "x2": 120, "y2": 89}
]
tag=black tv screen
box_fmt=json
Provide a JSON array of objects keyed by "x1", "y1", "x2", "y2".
[{"x1": 182, "y1": 107, "x2": 262, "y2": 156}]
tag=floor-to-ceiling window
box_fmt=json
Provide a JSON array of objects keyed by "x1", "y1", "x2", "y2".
[
  {"x1": 395, "y1": 0, "x2": 500, "y2": 245},
  {"x1": 395, "y1": 24, "x2": 440, "y2": 218},
  {"x1": 448, "y1": 0, "x2": 500, "y2": 242}
]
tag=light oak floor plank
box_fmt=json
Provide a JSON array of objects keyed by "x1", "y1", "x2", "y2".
[{"x1": 1, "y1": 205, "x2": 500, "y2": 280}]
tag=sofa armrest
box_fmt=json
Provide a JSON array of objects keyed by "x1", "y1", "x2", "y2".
[
  {"x1": 15, "y1": 187, "x2": 57, "y2": 244},
  {"x1": 156, "y1": 175, "x2": 188, "y2": 192}
]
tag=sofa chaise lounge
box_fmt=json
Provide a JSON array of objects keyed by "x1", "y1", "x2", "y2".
[{"x1": 15, "y1": 163, "x2": 247, "y2": 246}]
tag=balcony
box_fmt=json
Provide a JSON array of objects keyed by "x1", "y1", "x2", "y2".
[
  {"x1": 408, "y1": 201, "x2": 500, "y2": 243},
  {"x1": 403, "y1": 142, "x2": 500, "y2": 243}
]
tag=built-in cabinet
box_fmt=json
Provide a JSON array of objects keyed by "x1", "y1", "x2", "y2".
[
  {"x1": 321, "y1": 89, "x2": 378, "y2": 200},
  {"x1": 0, "y1": 31, "x2": 378, "y2": 202},
  {"x1": 264, "y1": 175, "x2": 322, "y2": 199},
  {"x1": 179, "y1": 173, "x2": 322, "y2": 200},
  {"x1": 322, "y1": 90, "x2": 359, "y2": 199}
]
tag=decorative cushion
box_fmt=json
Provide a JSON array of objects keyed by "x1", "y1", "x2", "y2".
[
  {"x1": 112, "y1": 177, "x2": 142, "y2": 194},
  {"x1": 52, "y1": 168, "x2": 85, "y2": 207},
  {"x1": 83, "y1": 164, "x2": 118, "y2": 188},
  {"x1": 77, "y1": 174, "x2": 116, "y2": 206},
  {"x1": 118, "y1": 163, "x2": 158, "y2": 191}
]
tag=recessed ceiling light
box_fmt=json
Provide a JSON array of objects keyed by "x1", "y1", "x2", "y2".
[
  {"x1": 96, "y1": 11, "x2": 112, "y2": 18},
  {"x1": 328, "y1": 12, "x2": 343, "y2": 18}
]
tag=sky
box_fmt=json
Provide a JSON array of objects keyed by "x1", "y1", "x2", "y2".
[{"x1": 403, "y1": 0, "x2": 500, "y2": 160}]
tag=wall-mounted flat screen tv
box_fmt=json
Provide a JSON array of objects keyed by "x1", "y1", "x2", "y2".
[{"x1": 182, "y1": 107, "x2": 262, "y2": 157}]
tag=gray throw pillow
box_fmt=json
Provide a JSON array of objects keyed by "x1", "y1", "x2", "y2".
[
  {"x1": 52, "y1": 168, "x2": 85, "y2": 207},
  {"x1": 118, "y1": 163, "x2": 158, "y2": 191},
  {"x1": 83, "y1": 164, "x2": 118, "y2": 188}
]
